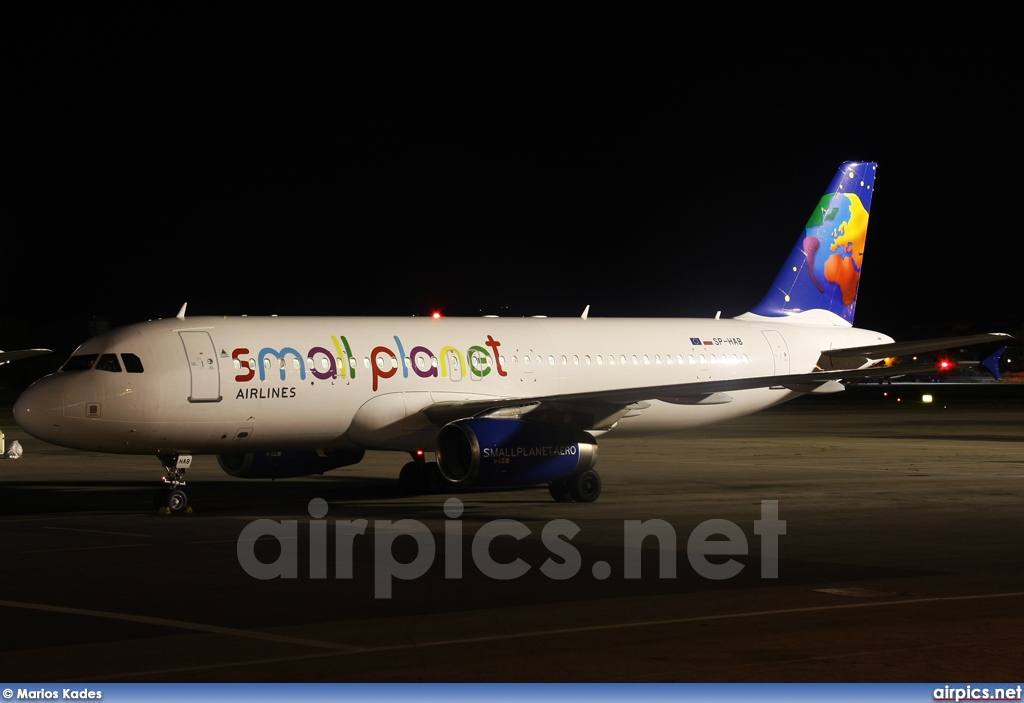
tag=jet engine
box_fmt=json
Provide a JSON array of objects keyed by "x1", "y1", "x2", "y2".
[
  {"x1": 435, "y1": 418, "x2": 597, "y2": 487},
  {"x1": 216, "y1": 448, "x2": 366, "y2": 479}
]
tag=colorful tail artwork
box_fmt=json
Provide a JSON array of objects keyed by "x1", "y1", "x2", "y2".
[{"x1": 746, "y1": 161, "x2": 877, "y2": 325}]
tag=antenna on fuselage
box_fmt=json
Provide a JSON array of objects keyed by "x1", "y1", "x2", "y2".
[
  {"x1": 581, "y1": 305, "x2": 590, "y2": 320},
  {"x1": 177, "y1": 303, "x2": 188, "y2": 320}
]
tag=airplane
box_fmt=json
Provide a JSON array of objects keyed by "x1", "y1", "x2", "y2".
[
  {"x1": 1, "y1": 348, "x2": 51, "y2": 365},
  {"x1": 12, "y1": 161, "x2": 1012, "y2": 513}
]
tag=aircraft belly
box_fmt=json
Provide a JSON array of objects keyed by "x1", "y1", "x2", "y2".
[{"x1": 610, "y1": 388, "x2": 797, "y2": 434}]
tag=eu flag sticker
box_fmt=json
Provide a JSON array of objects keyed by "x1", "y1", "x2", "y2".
[{"x1": 689, "y1": 337, "x2": 702, "y2": 345}]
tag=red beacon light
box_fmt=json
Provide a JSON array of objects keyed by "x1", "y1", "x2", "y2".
[{"x1": 431, "y1": 311, "x2": 442, "y2": 319}]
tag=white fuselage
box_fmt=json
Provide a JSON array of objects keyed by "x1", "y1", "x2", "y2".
[{"x1": 13, "y1": 314, "x2": 893, "y2": 457}]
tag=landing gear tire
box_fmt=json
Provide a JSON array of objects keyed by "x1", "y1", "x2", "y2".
[
  {"x1": 567, "y1": 469, "x2": 601, "y2": 503},
  {"x1": 548, "y1": 478, "x2": 573, "y2": 502},
  {"x1": 399, "y1": 460, "x2": 448, "y2": 494},
  {"x1": 157, "y1": 452, "x2": 191, "y2": 513},
  {"x1": 399, "y1": 462, "x2": 421, "y2": 494},
  {"x1": 423, "y1": 462, "x2": 446, "y2": 494},
  {"x1": 166, "y1": 488, "x2": 189, "y2": 514}
]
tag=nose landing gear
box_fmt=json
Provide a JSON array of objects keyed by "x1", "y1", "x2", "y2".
[{"x1": 157, "y1": 453, "x2": 193, "y2": 515}]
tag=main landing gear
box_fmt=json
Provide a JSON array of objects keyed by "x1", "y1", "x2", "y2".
[
  {"x1": 156, "y1": 453, "x2": 193, "y2": 515},
  {"x1": 547, "y1": 469, "x2": 602, "y2": 503},
  {"x1": 399, "y1": 455, "x2": 446, "y2": 495},
  {"x1": 398, "y1": 452, "x2": 603, "y2": 503}
]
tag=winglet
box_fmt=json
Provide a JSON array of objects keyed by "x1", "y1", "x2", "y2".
[
  {"x1": 981, "y1": 346, "x2": 1007, "y2": 380},
  {"x1": 176, "y1": 303, "x2": 188, "y2": 320}
]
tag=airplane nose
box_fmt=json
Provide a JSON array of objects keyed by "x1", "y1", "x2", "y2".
[{"x1": 13, "y1": 377, "x2": 64, "y2": 444}]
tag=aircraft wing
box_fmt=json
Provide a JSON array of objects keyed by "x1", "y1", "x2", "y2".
[
  {"x1": 0, "y1": 348, "x2": 52, "y2": 364},
  {"x1": 822, "y1": 333, "x2": 1013, "y2": 361},
  {"x1": 423, "y1": 332, "x2": 1014, "y2": 430},
  {"x1": 422, "y1": 361, "x2": 949, "y2": 430}
]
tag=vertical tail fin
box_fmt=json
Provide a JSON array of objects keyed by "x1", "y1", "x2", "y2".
[{"x1": 742, "y1": 161, "x2": 877, "y2": 325}]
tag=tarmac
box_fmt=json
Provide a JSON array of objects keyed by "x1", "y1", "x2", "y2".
[{"x1": 1, "y1": 383, "x2": 1022, "y2": 682}]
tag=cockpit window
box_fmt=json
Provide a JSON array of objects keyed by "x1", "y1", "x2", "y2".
[
  {"x1": 121, "y1": 353, "x2": 144, "y2": 373},
  {"x1": 63, "y1": 354, "x2": 99, "y2": 371},
  {"x1": 96, "y1": 353, "x2": 122, "y2": 372}
]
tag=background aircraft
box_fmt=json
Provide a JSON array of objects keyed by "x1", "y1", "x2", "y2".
[
  {"x1": 1, "y1": 348, "x2": 51, "y2": 365},
  {"x1": 12, "y1": 162, "x2": 1011, "y2": 513}
]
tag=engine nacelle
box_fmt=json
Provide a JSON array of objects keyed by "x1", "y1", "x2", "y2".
[
  {"x1": 436, "y1": 418, "x2": 597, "y2": 487},
  {"x1": 216, "y1": 448, "x2": 365, "y2": 479}
]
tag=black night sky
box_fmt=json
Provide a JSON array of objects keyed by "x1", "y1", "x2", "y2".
[{"x1": 2, "y1": 17, "x2": 1019, "y2": 391}]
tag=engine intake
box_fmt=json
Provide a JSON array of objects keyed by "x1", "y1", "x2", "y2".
[
  {"x1": 436, "y1": 418, "x2": 597, "y2": 487},
  {"x1": 217, "y1": 448, "x2": 365, "y2": 479}
]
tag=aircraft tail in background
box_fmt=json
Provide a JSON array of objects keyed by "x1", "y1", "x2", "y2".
[{"x1": 741, "y1": 161, "x2": 877, "y2": 326}]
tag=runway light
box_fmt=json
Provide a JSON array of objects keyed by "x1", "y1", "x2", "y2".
[{"x1": 922, "y1": 394, "x2": 933, "y2": 403}]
